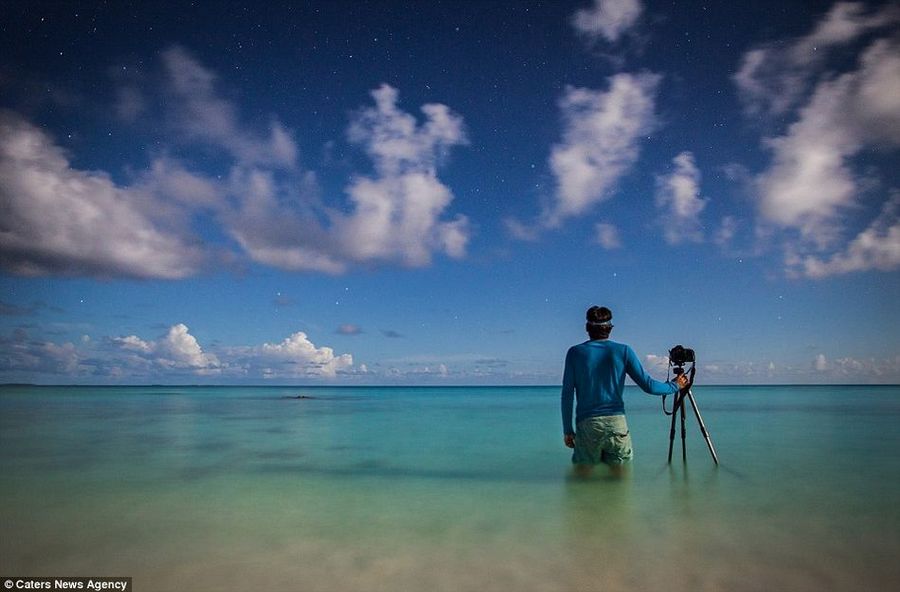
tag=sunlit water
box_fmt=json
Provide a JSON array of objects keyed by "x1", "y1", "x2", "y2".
[{"x1": 1, "y1": 385, "x2": 898, "y2": 591}]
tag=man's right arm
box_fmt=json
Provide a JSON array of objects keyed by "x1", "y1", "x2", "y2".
[{"x1": 624, "y1": 345, "x2": 679, "y2": 396}]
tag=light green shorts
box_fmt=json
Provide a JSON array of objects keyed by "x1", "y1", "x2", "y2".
[{"x1": 572, "y1": 415, "x2": 633, "y2": 466}]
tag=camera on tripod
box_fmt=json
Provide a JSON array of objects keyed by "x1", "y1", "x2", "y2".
[
  {"x1": 662, "y1": 343, "x2": 719, "y2": 465},
  {"x1": 668, "y1": 344, "x2": 695, "y2": 368}
]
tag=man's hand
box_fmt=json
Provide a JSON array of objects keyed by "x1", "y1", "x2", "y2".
[
  {"x1": 676, "y1": 374, "x2": 689, "y2": 390},
  {"x1": 564, "y1": 433, "x2": 575, "y2": 448}
]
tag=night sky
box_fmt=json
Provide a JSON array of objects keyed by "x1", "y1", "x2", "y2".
[{"x1": 1, "y1": 0, "x2": 898, "y2": 384}]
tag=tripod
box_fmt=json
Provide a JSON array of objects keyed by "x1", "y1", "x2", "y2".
[{"x1": 665, "y1": 365, "x2": 719, "y2": 465}]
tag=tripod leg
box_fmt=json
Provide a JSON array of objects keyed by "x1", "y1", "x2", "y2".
[
  {"x1": 680, "y1": 396, "x2": 687, "y2": 462},
  {"x1": 667, "y1": 392, "x2": 681, "y2": 464},
  {"x1": 686, "y1": 390, "x2": 719, "y2": 465}
]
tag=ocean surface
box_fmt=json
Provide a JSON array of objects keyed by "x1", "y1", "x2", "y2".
[{"x1": 1, "y1": 385, "x2": 898, "y2": 591}]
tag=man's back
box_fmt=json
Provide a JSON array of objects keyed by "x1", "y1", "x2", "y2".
[{"x1": 561, "y1": 339, "x2": 676, "y2": 435}]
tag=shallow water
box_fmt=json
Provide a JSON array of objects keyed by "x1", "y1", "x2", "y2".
[{"x1": 1, "y1": 385, "x2": 898, "y2": 591}]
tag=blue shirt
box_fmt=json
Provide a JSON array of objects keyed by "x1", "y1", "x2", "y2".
[{"x1": 561, "y1": 339, "x2": 678, "y2": 435}]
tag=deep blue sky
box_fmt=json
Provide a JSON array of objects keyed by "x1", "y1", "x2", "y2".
[{"x1": 1, "y1": 0, "x2": 898, "y2": 384}]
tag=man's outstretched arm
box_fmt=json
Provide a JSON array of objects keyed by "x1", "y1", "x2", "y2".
[{"x1": 624, "y1": 346, "x2": 680, "y2": 396}]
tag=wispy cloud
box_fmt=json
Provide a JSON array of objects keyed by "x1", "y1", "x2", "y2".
[
  {"x1": 736, "y1": 7, "x2": 900, "y2": 277},
  {"x1": 734, "y1": 2, "x2": 900, "y2": 117},
  {"x1": 571, "y1": 0, "x2": 643, "y2": 44},
  {"x1": 505, "y1": 73, "x2": 659, "y2": 241},
  {"x1": 160, "y1": 45, "x2": 298, "y2": 168},
  {"x1": 654, "y1": 151, "x2": 707, "y2": 245},
  {"x1": 542, "y1": 73, "x2": 659, "y2": 229},
  {"x1": 337, "y1": 324, "x2": 363, "y2": 336},
  {"x1": 789, "y1": 192, "x2": 900, "y2": 278},
  {"x1": 594, "y1": 222, "x2": 623, "y2": 249}
]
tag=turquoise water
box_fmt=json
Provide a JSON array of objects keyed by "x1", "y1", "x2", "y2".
[{"x1": 1, "y1": 385, "x2": 898, "y2": 591}]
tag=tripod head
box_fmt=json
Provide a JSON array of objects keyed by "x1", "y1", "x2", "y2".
[{"x1": 664, "y1": 344, "x2": 696, "y2": 415}]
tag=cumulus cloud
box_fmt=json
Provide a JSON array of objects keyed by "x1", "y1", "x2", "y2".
[
  {"x1": 221, "y1": 84, "x2": 471, "y2": 272},
  {"x1": 594, "y1": 222, "x2": 622, "y2": 249},
  {"x1": 337, "y1": 84, "x2": 470, "y2": 266},
  {"x1": 114, "y1": 324, "x2": 220, "y2": 375},
  {"x1": 814, "y1": 353, "x2": 828, "y2": 371},
  {"x1": 543, "y1": 73, "x2": 660, "y2": 227},
  {"x1": 255, "y1": 332, "x2": 353, "y2": 378},
  {"x1": 0, "y1": 111, "x2": 205, "y2": 279},
  {"x1": 739, "y1": 8, "x2": 900, "y2": 277},
  {"x1": 572, "y1": 0, "x2": 643, "y2": 43},
  {"x1": 109, "y1": 324, "x2": 354, "y2": 379},
  {"x1": 654, "y1": 152, "x2": 707, "y2": 244}
]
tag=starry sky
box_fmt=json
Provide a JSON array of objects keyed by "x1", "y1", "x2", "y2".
[{"x1": 1, "y1": 0, "x2": 898, "y2": 385}]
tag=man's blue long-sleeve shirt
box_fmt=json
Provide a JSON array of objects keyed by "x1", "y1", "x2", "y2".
[{"x1": 561, "y1": 339, "x2": 678, "y2": 435}]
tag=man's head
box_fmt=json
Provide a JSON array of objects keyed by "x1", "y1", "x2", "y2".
[{"x1": 585, "y1": 306, "x2": 613, "y2": 340}]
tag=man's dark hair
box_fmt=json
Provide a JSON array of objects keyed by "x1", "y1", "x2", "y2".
[{"x1": 585, "y1": 306, "x2": 613, "y2": 340}]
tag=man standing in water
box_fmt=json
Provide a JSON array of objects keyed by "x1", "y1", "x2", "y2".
[{"x1": 561, "y1": 306, "x2": 688, "y2": 477}]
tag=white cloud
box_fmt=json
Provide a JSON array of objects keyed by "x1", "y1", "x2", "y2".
[
  {"x1": 227, "y1": 84, "x2": 471, "y2": 272},
  {"x1": 161, "y1": 45, "x2": 298, "y2": 168},
  {"x1": 338, "y1": 84, "x2": 470, "y2": 266},
  {"x1": 714, "y1": 216, "x2": 738, "y2": 248},
  {"x1": 733, "y1": 2, "x2": 900, "y2": 117},
  {"x1": 544, "y1": 73, "x2": 660, "y2": 227},
  {"x1": 257, "y1": 332, "x2": 353, "y2": 378},
  {"x1": 756, "y1": 74, "x2": 861, "y2": 242},
  {"x1": 117, "y1": 335, "x2": 154, "y2": 353},
  {"x1": 157, "y1": 324, "x2": 221, "y2": 372},
  {"x1": 110, "y1": 325, "x2": 353, "y2": 379},
  {"x1": 763, "y1": 38, "x2": 900, "y2": 232},
  {"x1": 503, "y1": 218, "x2": 541, "y2": 242},
  {"x1": 0, "y1": 335, "x2": 83, "y2": 376},
  {"x1": 139, "y1": 158, "x2": 222, "y2": 209},
  {"x1": 654, "y1": 151, "x2": 706, "y2": 244},
  {"x1": 693, "y1": 355, "x2": 900, "y2": 384},
  {"x1": 114, "y1": 324, "x2": 220, "y2": 375},
  {"x1": 1, "y1": 48, "x2": 474, "y2": 279},
  {"x1": 644, "y1": 353, "x2": 669, "y2": 374},
  {"x1": 0, "y1": 111, "x2": 205, "y2": 279},
  {"x1": 741, "y1": 13, "x2": 900, "y2": 276},
  {"x1": 572, "y1": 0, "x2": 643, "y2": 43},
  {"x1": 791, "y1": 193, "x2": 900, "y2": 278},
  {"x1": 114, "y1": 86, "x2": 145, "y2": 122},
  {"x1": 594, "y1": 222, "x2": 622, "y2": 249},
  {"x1": 814, "y1": 353, "x2": 828, "y2": 371},
  {"x1": 222, "y1": 166, "x2": 347, "y2": 274}
]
